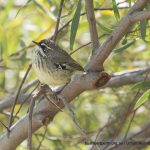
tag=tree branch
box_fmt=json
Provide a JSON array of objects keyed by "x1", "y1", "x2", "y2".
[
  {"x1": 0, "y1": 1, "x2": 149, "y2": 149},
  {"x1": 130, "y1": 10, "x2": 150, "y2": 22},
  {"x1": 104, "y1": 67, "x2": 150, "y2": 88},
  {"x1": 85, "y1": 0, "x2": 100, "y2": 55},
  {"x1": 0, "y1": 71, "x2": 110, "y2": 150},
  {"x1": 86, "y1": 0, "x2": 149, "y2": 71},
  {"x1": 8, "y1": 64, "x2": 32, "y2": 129},
  {"x1": 0, "y1": 67, "x2": 150, "y2": 112},
  {"x1": 0, "y1": 66, "x2": 150, "y2": 149},
  {"x1": 52, "y1": 0, "x2": 64, "y2": 42}
]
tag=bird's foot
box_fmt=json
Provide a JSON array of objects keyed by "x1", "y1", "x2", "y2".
[
  {"x1": 40, "y1": 84, "x2": 63, "y2": 111},
  {"x1": 40, "y1": 84, "x2": 60, "y2": 101}
]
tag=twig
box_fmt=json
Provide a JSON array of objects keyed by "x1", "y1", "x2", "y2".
[
  {"x1": 15, "y1": 1, "x2": 31, "y2": 18},
  {"x1": 86, "y1": 0, "x2": 150, "y2": 71},
  {"x1": 70, "y1": 34, "x2": 108, "y2": 55},
  {"x1": 60, "y1": 6, "x2": 129, "y2": 19},
  {"x1": 117, "y1": 0, "x2": 127, "y2": 6},
  {"x1": 109, "y1": 123, "x2": 150, "y2": 150},
  {"x1": 103, "y1": 71, "x2": 150, "y2": 150},
  {"x1": 58, "y1": 95, "x2": 89, "y2": 142},
  {"x1": 9, "y1": 45, "x2": 34, "y2": 57},
  {"x1": 1, "y1": 111, "x2": 19, "y2": 119},
  {"x1": 0, "y1": 6, "x2": 130, "y2": 65},
  {"x1": 0, "y1": 120, "x2": 10, "y2": 132},
  {"x1": 28, "y1": 90, "x2": 42, "y2": 150},
  {"x1": 123, "y1": 111, "x2": 136, "y2": 140},
  {"x1": 28, "y1": 97, "x2": 35, "y2": 150},
  {"x1": 39, "y1": 84, "x2": 63, "y2": 112},
  {"x1": 8, "y1": 64, "x2": 32, "y2": 131},
  {"x1": 93, "y1": 71, "x2": 150, "y2": 150},
  {"x1": 123, "y1": 71, "x2": 150, "y2": 140},
  {"x1": 45, "y1": 95, "x2": 63, "y2": 112},
  {"x1": 23, "y1": 80, "x2": 39, "y2": 93},
  {"x1": 51, "y1": 6, "x2": 129, "y2": 40},
  {"x1": 52, "y1": 0, "x2": 64, "y2": 42},
  {"x1": 85, "y1": 0, "x2": 100, "y2": 54},
  {"x1": 14, "y1": 82, "x2": 40, "y2": 119},
  {"x1": 36, "y1": 126, "x2": 47, "y2": 150}
]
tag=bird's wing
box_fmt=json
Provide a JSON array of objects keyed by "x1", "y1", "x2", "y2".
[{"x1": 50, "y1": 55, "x2": 84, "y2": 72}]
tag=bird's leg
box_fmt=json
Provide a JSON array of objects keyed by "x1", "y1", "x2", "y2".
[
  {"x1": 40, "y1": 84, "x2": 59, "y2": 101},
  {"x1": 40, "y1": 84, "x2": 63, "y2": 111},
  {"x1": 40, "y1": 82, "x2": 69, "y2": 103}
]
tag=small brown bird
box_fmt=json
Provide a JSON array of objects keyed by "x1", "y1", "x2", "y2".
[{"x1": 32, "y1": 39, "x2": 84, "y2": 87}]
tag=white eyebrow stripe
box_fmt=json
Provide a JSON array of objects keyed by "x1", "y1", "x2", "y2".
[
  {"x1": 39, "y1": 47, "x2": 47, "y2": 58},
  {"x1": 41, "y1": 43, "x2": 53, "y2": 51}
]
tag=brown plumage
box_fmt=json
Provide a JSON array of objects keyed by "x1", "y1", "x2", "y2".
[{"x1": 32, "y1": 39, "x2": 84, "y2": 87}]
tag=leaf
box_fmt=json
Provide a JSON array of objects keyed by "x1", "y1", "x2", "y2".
[
  {"x1": 20, "y1": 39, "x2": 26, "y2": 48},
  {"x1": 97, "y1": 22, "x2": 113, "y2": 33},
  {"x1": 15, "y1": 0, "x2": 32, "y2": 18},
  {"x1": 140, "y1": 19, "x2": 148, "y2": 42},
  {"x1": 70, "y1": 0, "x2": 81, "y2": 50},
  {"x1": 132, "y1": 80, "x2": 150, "y2": 89},
  {"x1": 112, "y1": 0, "x2": 120, "y2": 21},
  {"x1": 134, "y1": 89, "x2": 150, "y2": 109},
  {"x1": 1, "y1": 34, "x2": 8, "y2": 59},
  {"x1": 122, "y1": 37, "x2": 127, "y2": 45},
  {"x1": 114, "y1": 41, "x2": 135, "y2": 53},
  {"x1": 33, "y1": 0, "x2": 48, "y2": 14}
]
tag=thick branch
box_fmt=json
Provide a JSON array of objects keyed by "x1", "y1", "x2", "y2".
[
  {"x1": 86, "y1": 0, "x2": 149, "y2": 71},
  {"x1": 85, "y1": 0, "x2": 100, "y2": 54},
  {"x1": 0, "y1": 80, "x2": 38, "y2": 112},
  {"x1": 130, "y1": 10, "x2": 150, "y2": 22},
  {"x1": 0, "y1": 67, "x2": 150, "y2": 112},
  {"x1": 0, "y1": 66, "x2": 150, "y2": 149},
  {"x1": 0, "y1": 1, "x2": 149, "y2": 149},
  {"x1": 0, "y1": 93, "x2": 30, "y2": 112},
  {"x1": 104, "y1": 67, "x2": 150, "y2": 88},
  {"x1": 0, "y1": 71, "x2": 110, "y2": 150}
]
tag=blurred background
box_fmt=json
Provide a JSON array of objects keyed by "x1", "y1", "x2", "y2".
[{"x1": 0, "y1": 0, "x2": 150, "y2": 149}]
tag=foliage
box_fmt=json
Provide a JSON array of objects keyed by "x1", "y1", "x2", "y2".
[{"x1": 0, "y1": 0, "x2": 150, "y2": 149}]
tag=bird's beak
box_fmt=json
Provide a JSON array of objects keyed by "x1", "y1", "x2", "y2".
[{"x1": 32, "y1": 41, "x2": 40, "y2": 47}]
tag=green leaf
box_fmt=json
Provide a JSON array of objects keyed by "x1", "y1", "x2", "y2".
[
  {"x1": 132, "y1": 80, "x2": 150, "y2": 89},
  {"x1": 20, "y1": 39, "x2": 26, "y2": 48},
  {"x1": 134, "y1": 89, "x2": 150, "y2": 109},
  {"x1": 122, "y1": 37, "x2": 127, "y2": 45},
  {"x1": 140, "y1": 19, "x2": 148, "y2": 41},
  {"x1": 70, "y1": 0, "x2": 81, "y2": 50},
  {"x1": 15, "y1": 0, "x2": 32, "y2": 18},
  {"x1": 112, "y1": 0, "x2": 120, "y2": 21},
  {"x1": 114, "y1": 41, "x2": 135, "y2": 53},
  {"x1": 97, "y1": 22, "x2": 113, "y2": 33},
  {"x1": 33, "y1": 0, "x2": 48, "y2": 14}
]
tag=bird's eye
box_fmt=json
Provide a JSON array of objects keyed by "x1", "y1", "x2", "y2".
[
  {"x1": 43, "y1": 48, "x2": 47, "y2": 53},
  {"x1": 61, "y1": 64, "x2": 67, "y2": 70},
  {"x1": 54, "y1": 63, "x2": 68, "y2": 70},
  {"x1": 40, "y1": 43, "x2": 47, "y2": 53}
]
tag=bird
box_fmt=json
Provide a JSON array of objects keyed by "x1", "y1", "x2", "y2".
[{"x1": 32, "y1": 39, "x2": 84, "y2": 88}]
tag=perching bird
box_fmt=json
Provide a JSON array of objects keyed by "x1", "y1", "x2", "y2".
[{"x1": 32, "y1": 39, "x2": 84, "y2": 88}]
